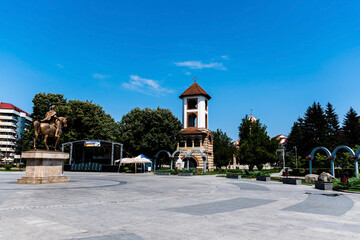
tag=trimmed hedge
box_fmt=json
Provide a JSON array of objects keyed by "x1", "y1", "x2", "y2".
[{"x1": 290, "y1": 168, "x2": 356, "y2": 177}]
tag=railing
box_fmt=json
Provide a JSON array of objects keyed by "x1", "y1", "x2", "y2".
[
  {"x1": 0, "y1": 141, "x2": 15, "y2": 146},
  {"x1": 0, "y1": 116, "x2": 16, "y2": 121},
  {"x1": 0, "y1": 147, "x2": 15, "y2": 152},
  {"x1": 0, "y1": 135, "x2": 16, "y2": 140},
  {"x1": 0, "y1": 129, "x2": 16, "y2": 133},
  {"x1": 0, "y1": 122, "x2": 17, "y2": 127}
]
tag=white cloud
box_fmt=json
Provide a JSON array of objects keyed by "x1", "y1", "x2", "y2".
[
  {"x1": 122, "y1": 75, "x2": 173, "y2": 96},
  {"x1": 93, "y1": 73, "x2": 110, "y2": 79},
  {"x1": 185, "y1": 71, "x2": 192, "y2": 75},
  {"x1": 221, "y1": 55, "x2": 230, "y2": 60},
  {"x1": 174, "y1": 61, "x2": 226, "y2": 70},
  {"x1": 56, "y1": 63, "x2": 64, "y2": 68}
]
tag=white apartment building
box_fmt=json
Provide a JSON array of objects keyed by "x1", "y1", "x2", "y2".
[{"x1": 0, "y1": 102, "x2": 32, "y2": 162}]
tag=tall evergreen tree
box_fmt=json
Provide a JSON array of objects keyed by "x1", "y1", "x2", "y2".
[
  {"x1": 286, "y1": 117, "x2": 304, "y2": 156},
  {"x1": 238, "y1": 115, "x2": 279, "y2": 171},
  {"x1": 302, "y1": 102, "x2": 328, "y2": 155},
  {"x1": 325, "y1": 102, "x2": 340, "y2": 149},
  {"x1": 342, "y1": 107, "x2": 360, "y2": 147}
]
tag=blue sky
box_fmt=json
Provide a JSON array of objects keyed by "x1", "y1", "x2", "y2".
[{"x1": 1, "y1": 0, "x2": 360, "y2": 140}]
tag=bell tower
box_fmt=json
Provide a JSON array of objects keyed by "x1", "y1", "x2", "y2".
[{"x1": 177, "y1": 77, "x2": 214, "y2": 171}]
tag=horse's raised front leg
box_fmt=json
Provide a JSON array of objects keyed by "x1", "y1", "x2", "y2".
[{"x1": 44, "y1": 135, "x2": 49, "y2": 150}]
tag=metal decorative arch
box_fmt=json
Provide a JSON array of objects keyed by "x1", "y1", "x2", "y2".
[
  {"x1": 188, "y1": 150, "x2": 207, "y2": 173},
  {"x1": 309, "y1": 147, "x2": 331, "y2": 174},
  {"x1": 170, "y1": 150, "x2": 188, "y2": 170},
  {"x1": 153, "y1": 150, "x2": 172, "y2": 171},
  {"x1": 332, "y1": 146, "x2": 357, "y2": 178}
]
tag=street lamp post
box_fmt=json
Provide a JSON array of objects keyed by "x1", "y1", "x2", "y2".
[
  {"x1": 294, "y1": 146, "x2": 298, "y2": 168},
  {"x1": 282, "y1": 147, "x2": 285, "y2": 171}
]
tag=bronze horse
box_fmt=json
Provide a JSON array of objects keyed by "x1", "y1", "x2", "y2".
[{"x1": 33, "y1": 117, "x2": 68, "y2": 150}]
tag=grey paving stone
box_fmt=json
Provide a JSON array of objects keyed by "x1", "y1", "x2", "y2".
[
  {"x1": 283, "y1": 192, "x2": 354, "y2": 216},
  {"x1": 164, "y1": 197, "x2": 276, "y2": 215}
]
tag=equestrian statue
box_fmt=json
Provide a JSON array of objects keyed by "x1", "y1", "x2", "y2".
[{"x1": 33, "y1": 105, "x2": 68, "y2": 150}]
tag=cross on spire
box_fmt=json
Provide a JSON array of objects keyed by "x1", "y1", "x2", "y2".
[
  {"x1": 193, "y1": 76, "x2": 198, "y2": 83},
  {"x1": 250, "y1": 108, "x2": 253, "y2": 116}
]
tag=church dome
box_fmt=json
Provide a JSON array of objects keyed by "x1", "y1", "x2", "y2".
[{"x1": 248, "y1": 113, "x2": 257, "y2": 122}]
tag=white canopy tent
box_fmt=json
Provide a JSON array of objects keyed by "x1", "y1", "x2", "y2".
[{"x1": 116, "y1": 155, "x2": 152, "y2": 173}]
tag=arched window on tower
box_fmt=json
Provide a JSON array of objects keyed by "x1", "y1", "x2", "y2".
[
  {"x1": 187, "y1": 138, "x2": 193, "y2": 148},
  {"x1": 187, "y1": 99, "x2": 198, "y2": 109},
  {"x1": 188, "y1": 113, "x2": 197, "y2": 127},
  {"x1": 194, "y1": 138, "x2": 200, "y2": 147}
]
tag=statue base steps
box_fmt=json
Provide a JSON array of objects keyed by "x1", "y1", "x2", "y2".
[{"x1": 17, "y1": 150, "x2": 70, "y2": 184}]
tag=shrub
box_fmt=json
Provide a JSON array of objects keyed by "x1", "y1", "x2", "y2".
[
  {"x1": 4, "y1": 163, "x2": 12, "y2": 170},
  {"x1": 257, "y1": 164, "x2": 264, "y2": 171},
  {"x1": 178, "y1": 169, "x2": 196, "y2": 174},
  {"x1": 289, "y1": 168, "x2": 356, "y2": 177}
]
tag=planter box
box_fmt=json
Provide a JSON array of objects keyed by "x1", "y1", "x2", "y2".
[
  {"x1": 157, "y1": 172, "x2": 171, "y2": 175},
  {"x1": 256, "y1": 176, "x2": 270, "y2": 181},
  {"x1": 283, "y1": 178, "x2": 302, "y2": 185},
  {"x1": 315, "y1": 181, "x2": 333, "y2": 190},
  {"x1": 178, "y1": 172, "x2": 193, "y2": 176},
  {"x1": 226, "y1": 174, "x2": 241, "y2": 179}
]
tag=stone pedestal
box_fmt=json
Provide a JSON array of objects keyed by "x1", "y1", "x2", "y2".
[{"x1": 17, "y1": 150, "x2": 70, "y2": 184}]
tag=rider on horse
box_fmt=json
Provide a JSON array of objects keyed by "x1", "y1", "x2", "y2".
[{"x1": 40, "y1": 105, "x2": 59, "y2": 137}]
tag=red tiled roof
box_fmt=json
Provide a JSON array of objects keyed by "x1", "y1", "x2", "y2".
[
  {"x1": 0, "y1": 102, "x2": 30, "y2": 116},
  {"x1": 179, "y1": 82, "x2": 211, "y2": 99},
  {"x1": 180, "y1": 127, "x2": 209, "y2": 135}
]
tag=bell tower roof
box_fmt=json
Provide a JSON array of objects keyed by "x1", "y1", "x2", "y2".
[{"x1": 179, "y1": 82, "x2": 211, "y2": 100}]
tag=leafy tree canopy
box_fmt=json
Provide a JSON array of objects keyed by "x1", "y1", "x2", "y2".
[
  {"x1": 118, "y1": 107, "x2": 182, "y2": 158},
  {"x1": 238, "y1": 115, "x2": 279, "y2": 171},
  {"x1": 22, "y1": 93, "x2": 119, "y2": 150},
  {"x1": 212, "y1": 129, "x2": 235, "y2": 167}
]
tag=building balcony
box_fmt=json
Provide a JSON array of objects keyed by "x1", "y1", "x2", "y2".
[
  {"x1": 0, "y1": 141, "x2": 15, "y2": 146},
  {"x1": 0, "y1": 115, "x2": 17, "y2": 121},
  {"x1": 0, "y1": 122, "x2": 17, "y2": 127},
  {"x1": 0, "y1": 128, "x2": 16, "y2": 133},
  {"x1": 0, "y1": 135, "x2": 16, "y2": 140},
  {"x1": 0, "y1": 147, "x2": 15, "y2": 152}
]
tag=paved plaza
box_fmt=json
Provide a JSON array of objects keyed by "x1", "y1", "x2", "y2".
[{"x1": 1, "y1": 172, "x2": 360, "y2": 240}]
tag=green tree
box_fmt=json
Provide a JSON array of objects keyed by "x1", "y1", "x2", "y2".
[
  {"x1": 22, "y1": 93, "x2": 67, "y2": 150},
  {"x1": 286, "y1": 117, "x2": 304, "y2": 157},
  {"x1": 62, "y1": 100, "x2": 119, "y2": 142},
  {"x1": 22, "y1": 93, "x2": 119, "y2": 150},
  {"x1": 302, "y1": 102, "x2": 328, "y2": 154},
  {"x1": 212, "y1": 129, "x2": 235, "y2": 167},
  {"x1": 238, "y1": 115, "x2": 279, "y2": 171},
  {"x1": 342, "y1": 107, "x2": 360, "y2": 148},
  {"x1": 118, "y1": 107, "x2": 182, "y2": 158},
  {"x1": 325, "y1": 102, "x2": 341, "y2": 149}
]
